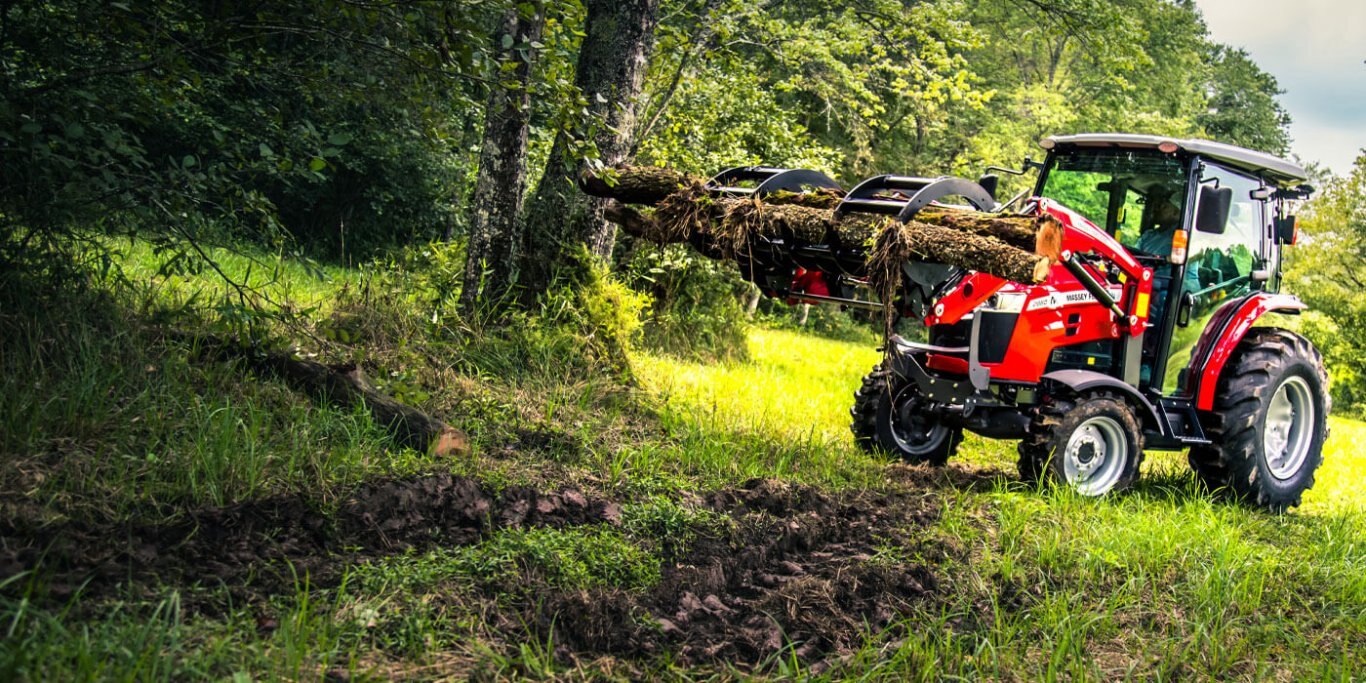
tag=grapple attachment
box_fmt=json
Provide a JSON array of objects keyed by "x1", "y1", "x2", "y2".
[
  {"x1": 710, "y1": 167, "x2": 1004, "y2": 316},
  {"x1": 707, "y1": 166, "x2": 842, "y2": 197}
]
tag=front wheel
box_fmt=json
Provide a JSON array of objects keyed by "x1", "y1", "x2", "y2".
[
  {"x1": 1189, "y1": 328, "x2": 1329, "y2": 511},
  {"x1": 851, "y1": 361, "x2": 962, "y2": 465},
  {"x1": 1018, "y1": 392, "x2": 1144, "y2": 496}
]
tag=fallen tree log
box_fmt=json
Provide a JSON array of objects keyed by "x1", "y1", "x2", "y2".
[
  {"x1": 605, "y1": 193, "x2": 1054, "y2": 286},
  {"x1": 181, "y1": 333, "x2": 468, "y2": 457},
  {"x1": 583, "y1": 164, "x2": 1043, "y2": 251},
  {"x1": 257, "y1": 357, "x2": 468, "y2": 457},
  {"x1": 580, "y1": 165, "x2": 695, "y2": 205}
]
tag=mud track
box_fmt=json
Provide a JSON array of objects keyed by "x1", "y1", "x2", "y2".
[
  {"x1": 538, "y1": 478, "x2": 953, "y2": 666},
  {"x1": 0, "y1": 474, "x2": 621, "y2": 601},
  {"x1": 2, "y1": 470, "x2": 988, "y2": 670}
]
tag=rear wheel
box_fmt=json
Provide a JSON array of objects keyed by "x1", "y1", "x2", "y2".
[
  {"x1": 1018, "y1": 392, "x2": 1144, "y2": 495},
  {"x1": 1189, "y1": 328, "x2": 1329, "y2": 511},
  {"x1": 851, "y1": 361, "x2": 962, "y2": 465}
]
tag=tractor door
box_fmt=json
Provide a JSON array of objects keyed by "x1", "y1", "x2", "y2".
[{"x1": 1158, "y1": 163, "x2": 1268, "y2": 396}]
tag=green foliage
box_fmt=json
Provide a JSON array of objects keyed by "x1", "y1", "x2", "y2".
[
  {"x1": 642, "y1": 0, "x2": 987, "y2": 179},
  {"x1": 637, "y1": 61, "x2": 843, "y2": 175},
  {"x1": 1198, "y1": 46, "x2": 1293, "y2": 155},
  {"x1": 345, "y1": 242, "x2": 650, "y2": 380},
  {"x1": 461, "y1": 254, "x2": 650, "y2": 379},
  {"x1": 0, "y1": 0, "x2": 491, "y2": 259},
  {"x1": 1286, "y1": 153, "x2": 1366, "y2": 415},
  {"x1": 940, "y1": 0, "x2": 1289, "y2": 178},
  {"x1": 364, "y1": 528, "x2": 661, "y2": 592},
  {"x1": 624, "y1": 243, "x2": 750, "y2": 361}
]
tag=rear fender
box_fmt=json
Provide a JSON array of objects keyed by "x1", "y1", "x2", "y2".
[
  {"x1": 1193, "y1": 293, "x2": 1307, "y2": 411},
  {"x1": 1041, "y1": 369, "x2": 1162, "y2": 429}
]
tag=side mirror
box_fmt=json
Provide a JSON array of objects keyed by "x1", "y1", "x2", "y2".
[
  {"x1": 1274, "y1": 215, "x2": 1299, "y2": 244},
  {"x1": 1195, "y1": 185, "x2": 1233, "y2": 234}
]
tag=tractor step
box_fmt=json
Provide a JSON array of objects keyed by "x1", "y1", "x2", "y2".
[{"x1": 1155, "y1": 398, "x2": 1213, "y2": 447}]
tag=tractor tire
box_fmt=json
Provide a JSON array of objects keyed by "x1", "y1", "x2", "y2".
[
  {"x1": 850, "y1": 361, "x2": 962, "y2": 465},
  {"x1": 1017, "y1": 391, "x2": 1144, "y2": 495},
  {"x1": 1188, "y1": 328, "x2": 1329, "y2": 512}
]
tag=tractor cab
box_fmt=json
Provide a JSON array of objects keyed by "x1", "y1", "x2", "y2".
[{"x1": 1031, "y1": 134, "x2": 1313, "y2": 402}]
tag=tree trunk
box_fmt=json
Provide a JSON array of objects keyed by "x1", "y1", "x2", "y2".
[
  {"x1": 520, "y1": 0, "x2": 662, "y2": 294},
  {"x1": 459, "y1": 4, "x2": 546, "y2": 312}
]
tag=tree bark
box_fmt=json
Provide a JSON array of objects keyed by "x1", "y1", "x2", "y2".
[
  {"x1": 459, "y1": 4, "x2": 546, "y2": 312},
  {"x1": 520, "y1": 0, "x2": 662, "y2": 294},
  {"x1": 582, "y1": 165, "x2": 1042, "y2": 250},
  {"x1": 600, "y1": 196, "x2": 1052, "y2": 286}
]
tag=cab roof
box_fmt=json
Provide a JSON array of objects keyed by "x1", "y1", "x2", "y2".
[{"x1": 1041, "y1": 133, "x2": 1308, "y2": 186}]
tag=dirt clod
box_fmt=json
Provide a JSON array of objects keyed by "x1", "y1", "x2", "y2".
[
  {"x1": 1, "y1": 474, "x2": 619, "y2": 602},
  {"x1": 537, "y1": 477, "x2": 949, "y2": 667}
]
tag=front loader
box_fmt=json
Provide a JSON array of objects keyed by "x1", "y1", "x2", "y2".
[{"x1": 704, "y1": 134, "x2": 1329, "y2": 511}]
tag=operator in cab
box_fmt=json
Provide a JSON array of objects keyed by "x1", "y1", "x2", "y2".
[{"x1": 1135, "y1": 189, "x2": 1183, "y2": 257}]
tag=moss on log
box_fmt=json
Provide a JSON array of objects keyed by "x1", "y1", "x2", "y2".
[
  {"x1": 579, "y1": 165, "x2": 695, "y2": 205},
  {"x1": 606, "y1": 193, "x2": 1051, "y2": 289},
  {"x1": 584, "y1": 165, "x2": 1044, "y2": 251}
]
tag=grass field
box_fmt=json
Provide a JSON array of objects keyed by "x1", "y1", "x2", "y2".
[
  {"x1": 1, "y1": 246, "x2": 1362, "y2": 680},
  {"x1": 636, "y1": 329, "x2": 1365, "y2": 679}
]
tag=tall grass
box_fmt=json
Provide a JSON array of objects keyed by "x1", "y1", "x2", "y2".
[
  {"x1": 635, "y1": 326, "x2": 1364, "y2": 680},
  {"x1": 2, "y1": 240, "x2": 1362, "y2": 680}
]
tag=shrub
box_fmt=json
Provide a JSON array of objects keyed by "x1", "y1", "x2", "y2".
[{"x1": 624, "y1": 243, "x2": 750, "y2": 362}]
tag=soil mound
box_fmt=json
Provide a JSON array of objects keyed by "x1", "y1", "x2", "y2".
[
  {"x1": 539, "y1": 478, "x2": 949, "y2": 666},
  {"x1": 0, "y1": 474, "x2": 619, "y2": 600}
]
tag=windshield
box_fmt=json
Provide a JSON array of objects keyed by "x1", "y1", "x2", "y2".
[{"x1": 1039, "y1": 149, "x2": 1190, "y2": 253}]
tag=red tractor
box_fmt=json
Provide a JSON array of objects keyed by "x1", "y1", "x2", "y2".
[{"x1": 720, "y1": 134, "x2": 1328, "y2": 510}]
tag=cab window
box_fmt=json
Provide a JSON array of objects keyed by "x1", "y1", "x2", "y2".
[
  {"x1": 1160, "y1": 163, "x2": 1265, "y2": 396},
  {"x1": 1038, "y1": 149, "x2": 1188, "y2": 251}
]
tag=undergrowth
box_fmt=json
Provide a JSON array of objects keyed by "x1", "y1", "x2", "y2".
[{"x1": 0, "y1": 238, "x2": 1362, "y2": 680}]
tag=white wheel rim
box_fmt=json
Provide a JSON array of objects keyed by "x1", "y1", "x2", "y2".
[
  {"x1": 1264, "y1": 375, "x2": 1314, "y2": 480},
  {"x1": 1062, "y1": 415, "x2": 1129, "y2": 496}
]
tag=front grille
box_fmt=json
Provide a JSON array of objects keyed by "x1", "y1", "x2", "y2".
[{"x1": 977, "y1": 310, "x2": 1018, "y2": 364}]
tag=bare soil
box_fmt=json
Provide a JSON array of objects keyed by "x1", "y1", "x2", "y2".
[
  {"x1": 2, "y1": 470, "x2": 991, "y2": 670},
  {"x1": 0, "y1": 474, "x2": 621, "y2": 602},
  {"x1": 534, "y1": 477, "x2": 955, "y2": 666}
]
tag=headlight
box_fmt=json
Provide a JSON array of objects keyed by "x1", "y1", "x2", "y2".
[{"x1": 990, "y1": 292, "x2": 1028, "y2": 313}]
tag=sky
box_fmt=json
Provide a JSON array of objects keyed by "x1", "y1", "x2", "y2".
[{"x1": 1196, "y1": 0, "x2": 1366, "y2": 176}]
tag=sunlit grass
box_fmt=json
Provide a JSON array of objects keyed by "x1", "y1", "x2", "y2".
[
  {"x1": 1305, "y1": 416, "x2": 1366, "y2": 514},
  {"x1": 636, "y1": 325, "x2": 1364, "y2": 679},
  {"x1": 630, "y1": 327, "x2": 889, "y2": 488},
  {"x1": 634, "y1": 326, "x2": 880, "y2": 445},
  {"x1": 109, "y1": 236, "x2": 356, "y2": 313}
]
